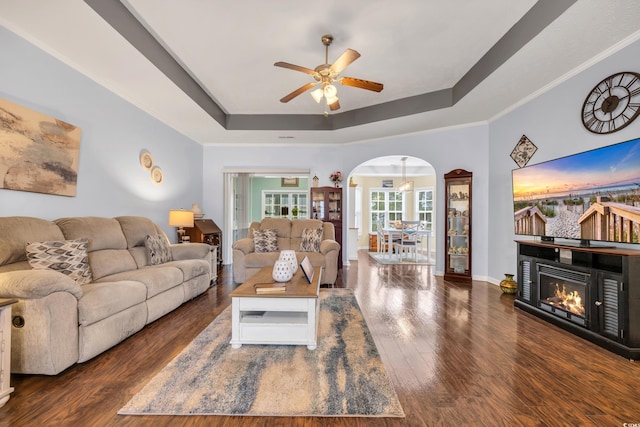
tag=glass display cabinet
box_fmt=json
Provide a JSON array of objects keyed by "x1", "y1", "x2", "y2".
[
  {"x1": 444, "y1": 169, "x2": 472, "y2": 283},
  {"x1": 310, "y1": 186, "x2": 343, "y2": 268}
]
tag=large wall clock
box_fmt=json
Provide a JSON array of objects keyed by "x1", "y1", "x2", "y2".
[{"x1": 581, "y1": 71, "x2": 640, "y2": 134}]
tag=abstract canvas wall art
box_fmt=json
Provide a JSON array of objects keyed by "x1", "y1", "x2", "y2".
[{"x1": 0, "y1": 98, "x2": 82, "y2": 196}]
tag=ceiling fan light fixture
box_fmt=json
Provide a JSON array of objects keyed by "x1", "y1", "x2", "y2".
[
  {"x1": 323, "y1": 84, "x2": 337, "y2": 98},
  {"x1": 310, "y1": 88, "x2": 323, "y2": 103},
  {"x1": 275, "y1": 34, "x2": 383, "y2": 113},
  {"x1": 326, "y1": 94, "x2": 339, "y2": 105}
]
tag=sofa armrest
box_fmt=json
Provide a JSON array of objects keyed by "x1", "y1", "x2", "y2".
[
  {"x1": 319, "y1": 239, "x2": 340, "y2": 255},
  {"x1": 232, "y1": 238, "x2": 254, "y2": 255},
  {"x1": 170, "y1": 242, "x2": 211, "y2": 260},
  {"x1": 0, "y1": 270, "x2": 83, "y2": 300}
]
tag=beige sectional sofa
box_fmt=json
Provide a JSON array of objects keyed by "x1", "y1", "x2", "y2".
[
  {"x1": 232, "y1": 217, "x2": 340, "y2": 285},
  {"x1": 0, "y1": 216, "x2": 213, "y2": 375}
]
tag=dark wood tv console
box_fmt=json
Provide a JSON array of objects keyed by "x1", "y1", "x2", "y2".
[{"x1": 515, "y1": 240, "x2": 640, "y2": 359}]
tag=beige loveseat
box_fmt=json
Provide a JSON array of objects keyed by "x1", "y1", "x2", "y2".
[
  {"x1": 0, "y1": 216, "x2": 213, "y2": 375},
  {"x1": 232, "y1": 218, "x2": 340, "y2": 285}
]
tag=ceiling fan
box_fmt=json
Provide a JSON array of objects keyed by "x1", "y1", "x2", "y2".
[{"x1": 274, "y1": 34, "x2": 384, "y2": 111}]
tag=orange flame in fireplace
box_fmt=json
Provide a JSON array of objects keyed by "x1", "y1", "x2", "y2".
[{"x1": 547, "y1": 283, "x2": 585, "y2": 317}]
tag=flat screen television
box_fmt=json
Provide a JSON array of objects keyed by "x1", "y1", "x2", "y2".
[{"x1": 511, "y1": 137, "x2": 640, "y2": 246}]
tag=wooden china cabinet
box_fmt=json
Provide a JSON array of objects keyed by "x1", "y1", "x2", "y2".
[
  {"x1": 310, "y1": 186, "x2": 343, "y2": 268},
  {"x1": 444, "y1": 169, "x2": 472, "y2": 283}
]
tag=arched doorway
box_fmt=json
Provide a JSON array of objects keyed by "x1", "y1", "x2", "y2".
[{"x1": 345, "y1": 155, "x2": 436, "y2": 263}]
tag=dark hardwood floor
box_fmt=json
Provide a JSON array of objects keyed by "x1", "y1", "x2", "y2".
[{"x1": 2, "y1": 250, "x2": 640, "y2": 426}]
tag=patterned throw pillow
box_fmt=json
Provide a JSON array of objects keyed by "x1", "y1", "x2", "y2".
[
  {"x1": 300, "y1": 227, "x2": 323, "y2": 252},
  {"x1": 145, "y1": 234, "x2": 172, "y2": 265},
  {"x1": 26, "y1": 238, "x2": 93, "y2": 285},
  {"x1": 253, "y1": 229, "x2": 278, "y2": 253}
]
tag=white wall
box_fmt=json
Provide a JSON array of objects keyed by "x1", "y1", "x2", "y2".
[
  {"x1": 0, "y1": 26, "x2": 204, "y2": 241},
  {"x1": 488, "y1": 36, "x2": 640, "y2": 284}
]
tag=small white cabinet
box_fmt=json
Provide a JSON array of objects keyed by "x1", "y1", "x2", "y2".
[{"x1": 0, "y1": 299, "x2": 17, "y2": 407}]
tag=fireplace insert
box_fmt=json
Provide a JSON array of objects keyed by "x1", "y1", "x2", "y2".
[
  {"x1": 537, "y1": 264, "x2": 589, "y2": 327},
  {"x1": 516, "y1": 241, "x2": 640, "y2": 360}
]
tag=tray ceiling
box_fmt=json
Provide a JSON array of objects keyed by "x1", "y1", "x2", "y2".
[{"x1": 1, "y1": 1, "x2": 640, "y2": 145}]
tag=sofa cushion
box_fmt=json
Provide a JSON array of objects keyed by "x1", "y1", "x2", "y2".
[
  {"x1": 163, "y1": 259, "x2": 210, "y2": 282},
  {"x1": 56, "y1": 217, "x2": 127, "y2": 252},
  {"x1": 97, "y1": 266, "x2": 183, "y2": 299},
  {"x1": 56, "y1": 216, "x2": 138, "y2": 280},
  {"x1": 145, "y1": 234, "x2": 172, "y2": 265},
  {"x1": 88, "y1": 250, "x2": 138, "y2": 281},
  {"x1": 291, "y1": 219, "x2": 324, "y2": 237},
  {"x1": 243, "y1": 251, "x2": 281, "y2": 268},
  {"x1": 259, "y1": 217, "x2": 292, "y2": 238},
  {"x1": 26, "y1": 238, "x2": 93, "y2": 285},
  {"x1": 116, "y1": 216, "x2": 158, "y2": 249},
  {"x1": 253, "y1": 229, "x2": 278, "y2": 253},
  {"x1": 299, "y1": 227, "x2": 323, "y2": 252},
  {"x1": 171, "y1": 243, "x2": 211, "y2": 261},
  {"x1": 0, "y1": 216, "x2": 65, "y2": 266},
  {"x1": 0, "y1": 269, "x2": 83, "y2": 299},
  {"x1": 78, "y1": 280, "x2": 148, "y2": 326},
  {"x1": 298, "y1": 251, "x2": 326, "y2": 268}
]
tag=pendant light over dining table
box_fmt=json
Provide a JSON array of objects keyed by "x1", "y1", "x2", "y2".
[{"x1": 397, "y1": 157, "x2": 413, "y2": 193}]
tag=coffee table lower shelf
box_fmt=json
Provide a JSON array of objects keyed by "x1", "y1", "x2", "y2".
[
  {"x1": 229, "y1": 266, "x2": 322, "y2": 350},
  {"x1": 230, "y1": 297, "x2": 319, "y2": 350}
]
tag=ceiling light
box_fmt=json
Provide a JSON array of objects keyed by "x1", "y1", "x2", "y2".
[
  {"x1": 324, "y1": 84, "x2": 337, "y2": 98},
  {"x1": 397, "y1": 181, "x2": 413, "y2": 192},
  {"x1": 397, "y1": 156, "x2": 414, "y2": 192},
  {"x1": 310, "y1": 88, "x2": 323, "y2": 103},
  {"x1": 311, "y1": 83, "x2": 340, "y2": 108}
]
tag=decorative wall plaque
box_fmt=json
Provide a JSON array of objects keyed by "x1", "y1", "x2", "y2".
[
  {"x1": 139, "y1": 150, "x2": 154, "y2": 170},
  {"x1": 510, "y1": 134, "x2": 537, "y2": 168}
]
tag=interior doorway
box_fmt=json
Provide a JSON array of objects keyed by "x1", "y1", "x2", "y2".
[
  {"x1": 346, "y1": 156, "x2": 436, "y2": 263},
  {"x1": 222, "y1": 168, "x2": 310, "y2": 265}
]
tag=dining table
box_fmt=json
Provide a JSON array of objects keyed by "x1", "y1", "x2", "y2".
[{"x1": 381, "y1": 227, "x2": 432, "y2": 262}]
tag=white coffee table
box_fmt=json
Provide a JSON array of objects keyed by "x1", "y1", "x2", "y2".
[{"x1": 229, "y1": 266, "x2": 322, "y2": 350}]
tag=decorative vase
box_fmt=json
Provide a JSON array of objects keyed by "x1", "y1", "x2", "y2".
[
  {"x1": 272, "y1": 260, "x2": 293, "y2": 282},
  {"x1": 333, "y1": 182, "x2": 340, "y2": 188},
  {"x1": 191, "y1": 203, "x2": 204, "y2": 219},
  {"x1": 278, "y1": 250, "x2": 298, "y2": 274},
  {"x1": 313, "y1": 176, "x2": 319, "y2": 187},
  {"x1": 500, "y1": 273, "x2": 517, "y2": 294}
]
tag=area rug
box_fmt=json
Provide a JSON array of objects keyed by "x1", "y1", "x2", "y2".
[
  {"x1": 369, "y1": 251, "x2": 431, "y2": 265},
  {"x1": 118, "y1": 289, "x2": 404, "y2": 418}
]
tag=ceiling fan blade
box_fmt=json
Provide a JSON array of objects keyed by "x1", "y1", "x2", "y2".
[
  {"x1": 329, "y1": 99, "x2": 341, "y2": 111},
  {"x1": 330, "y1": 49, "x2": 360, "y2": 74},
  {"x1": 339, "y1": 76, "x2": 384, "y2": 92},
  {"x1": 280, "y1": 82, "x2": 318, "y2": 103},
  {"x1": 274, "y1": 61, "x2": 317, "y2": 76}
]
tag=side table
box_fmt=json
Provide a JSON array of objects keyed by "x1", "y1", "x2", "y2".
[{"x1": 0, "y1": 299, "x2": 17, "y2": 407}]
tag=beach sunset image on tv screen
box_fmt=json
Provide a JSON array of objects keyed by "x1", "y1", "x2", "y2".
[{"x1": 512, "y1": 137, "x2": 640, "y2": 244}]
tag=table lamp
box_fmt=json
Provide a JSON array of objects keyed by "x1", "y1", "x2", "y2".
[{"x1": 168, "y1": 209, "x2": 194, "y2": 242}]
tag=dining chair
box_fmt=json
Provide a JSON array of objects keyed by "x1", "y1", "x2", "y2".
[
  {"x1": 393, "y1": 220, "x2": 420, "y2": 261},
  {"x1": 376, "y1": 219, "x2": 388, "y2": 257}
]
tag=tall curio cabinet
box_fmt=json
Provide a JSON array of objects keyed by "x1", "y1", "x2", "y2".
[
  {"x1": 310, "y1": 186, "x2": 343, "y2": 268},
  {"x1": 444, "y1": 169, "x2": 472, "y2": 283}
]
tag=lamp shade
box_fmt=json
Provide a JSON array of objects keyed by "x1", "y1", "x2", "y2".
[
  {"x1": 397, "y1": 181, "x2": 414, "y2": 192},
  {"x1": 168, "y1": 209, "x2": 194, "y2": 228},
  {"x1": 310, "y1": 88, "x2": 323, "y2": 103},
  {"x1": 323, "y1": 84, "x2": 337, "y2": 98}
]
